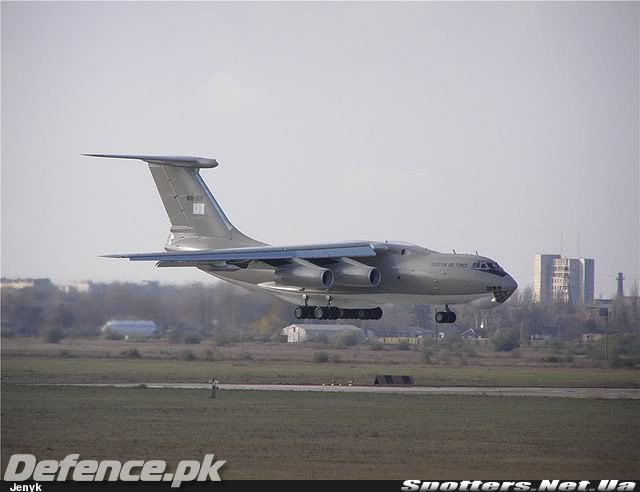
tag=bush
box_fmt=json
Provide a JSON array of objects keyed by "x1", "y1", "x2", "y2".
[
  {"x1": 464, "y1": 346, "x2": 478, "y2": 358},
  {"x1": 202, "y1": 346, "x2": 216, "y2": 361},
  {"x1": 238, "y1": 351, "x2": 253, "y2": 361},
  {"x1": 123, "y1": 348, "x2": 141, "y2": 359},
  {"x1": 395, "y1": 342, "x2": 411, "y2": 351},
  {"x1": 59, "y1": 349, "x2": 71, "y2": 358},
  {"x1": 180, "y1": 349, "x2": 196, "y2": 361},
  {"x1": 542, "y1": 354, "x2": 574, "y2": 363},
  {"x1": 184, "y1": 334, "x2": 202, "y2": 345},
  {"x1": 491, "y1": 328, "x2": 520, "y2": 352},
  {"x1": 313, "y1": 351, "x2": 330, "y2": 363},
  {"x1": 334, "y1": 332, "x2": 361, "y2": 348},
  {"x1": 611, "y1": 356, "x2": 635, "y2": 368},
  {"x1": 611, "y1": 334, "x2": 640, "y2": 357},
  {"x1": 45, "y1": 327, "x2": 64, "y2": 343},
  {"x1": 329, "y1": 354, "x2": 341, "y2": 363},
  {"x1": 369, "y1": 342, "x2": 384, "y2": 351},
  {"x1": 421, "y1": 347, "x2": 434, "y2": 364},
  {"x1": 585, "y1": 341, "x2": 606, "y2": 361},
  {"x1": 214, "y1": 332, "x2": 230, "y2": 346},
  {"x1": 102, "y1": 329, "x2": 124, "y2": 341}
]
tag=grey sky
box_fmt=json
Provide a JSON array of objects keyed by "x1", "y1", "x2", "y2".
[{"x1": 2, "y1": 1, "x2": 638, "y2": 296}]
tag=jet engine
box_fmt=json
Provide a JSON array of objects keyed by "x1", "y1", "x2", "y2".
[
  {"x1": 273, "y1": 266, "x2": 334, "y2": 289},
  {"x1": 331, "y1": 264, "x2": 381, "y2": 287}
]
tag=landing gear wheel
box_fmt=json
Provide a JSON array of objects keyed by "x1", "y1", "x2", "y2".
[
  {"x1": 447, "y1": 312, "x2": 456, "y2": 323},
  {"x1": 314, "y1": 306, "x2": 329, "y2": 320},
  {"x1": 435, "y1": 311, "x2": 446, "y2": 324},
  {"x1": 371, "y1": 307, "x2": 383, "y2": 320},
  {"x1": 294, "y1": 306, "x2": 305, "y2": 319},
  {"x1": 357, "y1": 309, "x2": 369, "y2": 320},
  {"x1": 329, "y1": 307, "x2": 340, "y2": 320}
]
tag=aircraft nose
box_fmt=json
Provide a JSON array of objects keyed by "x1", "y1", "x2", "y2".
[{"x1": 503, "y1": 273, "x2": 518, "y2": 293}]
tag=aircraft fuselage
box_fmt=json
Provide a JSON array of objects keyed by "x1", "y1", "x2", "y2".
[{"x1": 206, "y1": 242, "x2": 517, "y2": 310}]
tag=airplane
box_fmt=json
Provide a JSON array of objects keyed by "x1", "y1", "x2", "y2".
[{"x1": 86, "y1": 154, "x2": 518, "y2": 323}]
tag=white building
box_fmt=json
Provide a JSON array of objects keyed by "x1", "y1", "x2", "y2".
[
  {"x1": 61, "y1": 281, "x2": 92, "y2": 293},
  {"x1": 533, "y1": 254, "x2": 595, "y2": 305},
  {"x1": 282, "y1": 324, "x2": 364, "y2": 343},
  {"x1": 533, "y1": 254, "x2": 560, "y2": 304},
  {"x1": 101, "y1": 319, "x2": 158, "y2": 339}
]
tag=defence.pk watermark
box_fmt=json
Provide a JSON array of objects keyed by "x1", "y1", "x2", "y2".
[
  {"x1": 2, "y1": 454, "x2": 225, "y2": 488},
  {"x1": 402, "y1": 482, "x2": 637, "y2": 492}
]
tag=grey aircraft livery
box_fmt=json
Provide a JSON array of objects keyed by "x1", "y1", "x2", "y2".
[{"x1": 86, "y1": 154, "x2": 517, "y2": 322}]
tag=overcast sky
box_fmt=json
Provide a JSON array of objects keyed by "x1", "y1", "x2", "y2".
[{"x1": 2, "y1": 1, "x2": 638, "y2": 296}]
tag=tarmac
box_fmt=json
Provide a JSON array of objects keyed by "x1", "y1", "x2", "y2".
[{"x1": 37, "y1": 383, "x2": 640, "y2": 399}]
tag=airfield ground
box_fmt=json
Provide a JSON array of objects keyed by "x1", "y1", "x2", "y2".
[
  {"x1": 2, "y1": 338, "x2": 639, "y2": 387},
  {"x1": 1, "y1": 338, "x2": 639, "y2": 478},
  {"x1": 2, "y1": 384, "x2": 639, "y2": 479}
]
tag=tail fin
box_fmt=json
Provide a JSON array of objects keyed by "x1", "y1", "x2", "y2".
[{"x1": 85, "y1": 154, "x2": 263, "y2": 251}]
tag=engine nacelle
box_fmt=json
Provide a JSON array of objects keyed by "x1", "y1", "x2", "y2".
[
  {"x1": 331, "y1": 265, "x2": 381, "y2": 288},
  {"x1": 273, "y1": 266, "x2": 334, "y2": 289}
]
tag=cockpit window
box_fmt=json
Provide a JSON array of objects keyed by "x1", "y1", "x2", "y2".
[{"x1": 473, "y1": 261, "x2": 506, "y2": 275}]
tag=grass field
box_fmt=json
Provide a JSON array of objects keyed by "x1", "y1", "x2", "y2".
[
  {"x1": 0, "y1": 337, "x2": 622, "y2": 368},
  {"x1": 3, "y1": 356, "x2": 639, "y2": 388},
  {"x1": 2, "y1": 384, "x2": 639, "y2": 479}
]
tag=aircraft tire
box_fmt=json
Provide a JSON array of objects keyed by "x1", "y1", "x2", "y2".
[
  {"x1": 314, "y1": 306, "x2": 329, "y2": 320},
  {"x1": 329, "y1": 307, "x2": 340, "y2": 320},
  {"x1": 447, "y1": 312, "x2": 457, "y2": 323},
  {"x1": 371, "y1": 307, "x2": 383, "y2": 320},
  {"x1": 435, "y1": 312, "x2": 446, "y2": 324},
  {"x1": 294, "y1": 306, "x2": 305, "y2": 319}
]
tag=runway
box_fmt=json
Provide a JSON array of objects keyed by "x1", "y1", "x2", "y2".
[{"x1": 35, "y1": 382, "x2": 640, "y2": 399}]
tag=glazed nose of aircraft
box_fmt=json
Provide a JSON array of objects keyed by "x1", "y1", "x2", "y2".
[{"x1": 502, "y1": 273, "x2": 518, "y2": 299}]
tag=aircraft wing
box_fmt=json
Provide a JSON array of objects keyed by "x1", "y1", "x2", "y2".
[{"x1": 103, "y1": 241, "x2": 387, "y2": 264}]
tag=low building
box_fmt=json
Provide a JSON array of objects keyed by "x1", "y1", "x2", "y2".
[
  {"x1": 371, "y1": 336, "x2": 423, "y2": 345},
  {"x1": 583, "y1": 333, "x2": 603, "y2": 343},
  {"x1": 101, "y1": 319, "x2": 158, "y2": 339},
  {"x1": 282, "y1": 324, "x2": 364, "y2": 343},
  {"x1": 61, "y1": 281, "x2": 92, "y2": 293}
]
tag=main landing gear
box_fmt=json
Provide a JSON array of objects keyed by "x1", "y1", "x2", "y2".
[
  {"x1": 294, "y1": 305, "x2": 383, "y2": 320},
  {"x1": 294, "y1": 296, "x2": 383, "y2": 320},
  {"x1": 435, "y1": 305, "x2": 456, "y2": 324}
]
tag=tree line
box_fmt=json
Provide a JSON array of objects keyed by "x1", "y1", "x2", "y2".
[{"x1": 1, "y1": 279, "x2": 638, "y2": 342}]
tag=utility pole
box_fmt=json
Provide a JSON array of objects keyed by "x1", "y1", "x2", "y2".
[
  {"x1": 434, "y1": 327, "x2": 438, "y2": 362},
  {"x1": 604, "y1": 310, "x2": 609, "y2": 368}
]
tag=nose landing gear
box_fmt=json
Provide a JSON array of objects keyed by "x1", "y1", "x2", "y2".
[{"x1": 435, "y1": 305, "x2": 456, "y2": 324}]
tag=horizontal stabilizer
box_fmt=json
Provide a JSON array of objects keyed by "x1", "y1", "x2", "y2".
[{"x1": 83, "y1": 154, "x2": 218, "y2": 168}]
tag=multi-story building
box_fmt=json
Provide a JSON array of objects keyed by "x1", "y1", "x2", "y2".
[
  {"x1": 533, "y1": 254, "x2": 560, "y2": 304},
  {"x1": 533, "y1": 254, "x2": 595, "y2": 304}
]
